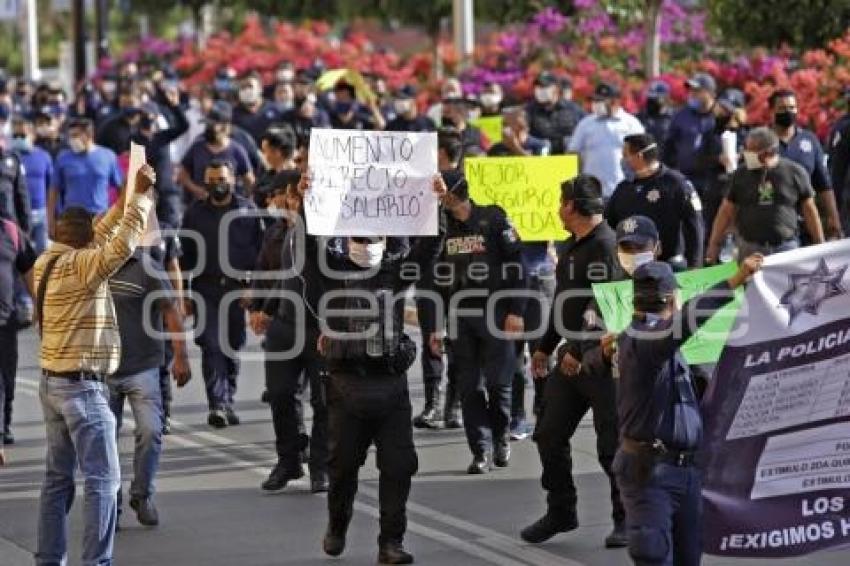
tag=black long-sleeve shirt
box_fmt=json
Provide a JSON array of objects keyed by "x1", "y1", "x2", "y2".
[
  {"x1": 538, "y1": 220, "x2": 618, "y2": 355},
  {"x1": 131, "y1": 103, "x2": 189, "y2": 197},
  {"x1": 0, "y1": 149, "x2": 30, "y2": 234}
]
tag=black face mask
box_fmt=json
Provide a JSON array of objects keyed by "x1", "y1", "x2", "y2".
[
  {"x1": 204, "y1": 125, "x2": 221, "y2": 143},
  {"x1": 645, "y1": 98, "x2": 663, "y2": 116},
  {"x1": 206, "y1": 182, "x2": 232, "y2": 202},
  {"x1": 774, "y1": 111, "x2": 797, "y2": 128},
  {"x1": 715, "y1": 114, "x2": 732, "y2": 132}
]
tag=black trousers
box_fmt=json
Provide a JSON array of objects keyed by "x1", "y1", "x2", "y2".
[
  {"x1": 0, "y1": 323, "x2": 16, "y2": 436},
  {"x1": 264, "y1": 318, "x2": 328, "y2": 476},
  {"x1": 533, "y1": 367, "x2": 625, "y2": 523},
  {"x1": 512, "y1": 273, "x2": 556, "y2": 422},
  {"x1": 326, "y1": 370, "x2": 417, "y2": 545}
]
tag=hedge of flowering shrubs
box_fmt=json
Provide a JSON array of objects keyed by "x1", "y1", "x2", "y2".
[{"x1": 117, "y1": 2, "x2": 850, "y2": 140}]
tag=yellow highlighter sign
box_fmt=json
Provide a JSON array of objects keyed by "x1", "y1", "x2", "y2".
[{"x1": 464, "y1": 155, "x2": 579, "y2": 241}]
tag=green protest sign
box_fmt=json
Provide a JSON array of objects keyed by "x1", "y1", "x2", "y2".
[
  {"x1": 464, "y1": 155, "x2": 578, "y2": 241},
  {"x1": 471, "y1": 116, "x2": 503, "y2": 144},
  {"x1": 592, "y1": 263, "x2": 743, "y2": 364}
]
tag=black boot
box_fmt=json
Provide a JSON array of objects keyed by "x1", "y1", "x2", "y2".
[
  {"x1": 467, "y1": 452, "x2": 491, "y2": 474},
  {"x1": 378, "y1": 541, "x2": 414, "y2": 564},
  {"x1": 604, "y1": 520, "x2": 628, "y2": 548},
  {"x1": 520, "y1": 509, "x2": 578, "y2": 543},
  {"x1": 493, "y1": 437, "x2": 510, "y2": 468},
  {"x1": 412, "y1": 382, "x2": 442, "y2": 429},
  {"x1": 323, "y1": 514, "x2": 351, "y2": 557},
  {"x1": 442, "y1": 381, "x2": 463, "y2": 429}
]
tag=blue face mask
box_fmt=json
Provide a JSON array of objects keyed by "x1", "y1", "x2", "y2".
[{"x1": 10, "y1": 137, "x2": 31, "y2": 153}]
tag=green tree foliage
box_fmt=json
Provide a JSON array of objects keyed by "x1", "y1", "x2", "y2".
[{"x1": 709, "y1": 0, "x2": 850, "y2": 49}]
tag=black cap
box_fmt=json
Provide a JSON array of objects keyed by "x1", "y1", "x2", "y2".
[
  {"x1": 207, "y1": 101, "x2": 232, "y2": 123},
  {"x1": 633, "y1": 261, "x2": 681, "y2": 299},
  {"x1": 441, "y1": 169, "x2": 468, "y2": 201},
  {"x1": 294, "y1": 69, "x2": 314, "y2": 84},
  {"x1": 396, "y1": 85, "x2": 417, "y2": 99},
  {"x1": 535, "y1": 71, "x2": 557, "y2": 87},
  {"x1": 593, "y1": 82, "x2": 620, "y2": 100},
  {"x1": 616, "y1": 215, "x2": 659, "y2": 246},
  {"x1": 686, "y1": 72, "x2": 717, "y2": 94}
]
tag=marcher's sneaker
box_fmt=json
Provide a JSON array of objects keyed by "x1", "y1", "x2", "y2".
[
  {"x1": 261, "y1": 463, "x2": 304, "y2": 493},
  {"x1": 161, "y1": 417, "x2": 171, "y2": 436},
  {"x1": 604, "y1": 521, "x2": 629, "y2": 548},
  {"x1": 207, "y1": 410, "x2": 227, "y2": 429},
  {"x1": 322, "y1": 523, "x2": 348, "y2": 557},
  {"x1": 225, "y1": 407, "x2": 241, "y2": 426},
  {"x1": 520, "y1": 511, "x2": 578, "y2": 543},
  {"x1": 378, "y1": 541, "x2": 414, "y2": 564},
  {"x1": 129, "y1": 497, "x2": 160, "y2": 527},
  {"x1": 310, "y1": 473, "x2": 329, "y2": 494},
  {"x1": 509, "y1": 420, "x2": 531, "y2": 441},
  {"x1": 412, "y1": 406, "x2": 442, "y2": 429},
  {"x1": 493, "y1": 440, "x2": 511, "y2": 468},
  {"x1": 2, "y1": 429, "x2": 14, "y2": 445},
  {"x1": 260, "y1": 389, "x2": 270, "y2": 404},
  {"x1": 467, "y1": 453, "x2": 491, "y2": 474}
]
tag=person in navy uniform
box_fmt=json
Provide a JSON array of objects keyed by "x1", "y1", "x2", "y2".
[
  {"x1": 428, "y1": 169, "x2": 527, "y2": 474},
  {"x1": 606, "y1": 133, "x2": 704, "y2": 271},
  {"x1": 769, "y1": 88, "x2": 843, "y2": 240},
  {"x1": 179, "y1": 159, "x2": 263, "y2": 428},
  {"x1": 637, "y1": 80, "x2": 673, "y2": 147},
  {"x1": 613, "y1": 255, "x2": 762, "y2": 566},
  {"x1": 662, "y1": 73, "x2": 717, "y2": 194}
]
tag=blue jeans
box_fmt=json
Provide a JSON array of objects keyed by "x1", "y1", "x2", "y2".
[
  {"x1": 108, "y1": 367, "x2": 163, "y2": 501},
  {"x1": 31, "y1": 207, "x2": 48, "y2": 254},
  {"x1": 36, "y1": 376, "x2": 120, "y2": 566},
  {"x1": 613, "y1": 449, "x2": 702, "y2": 566}
]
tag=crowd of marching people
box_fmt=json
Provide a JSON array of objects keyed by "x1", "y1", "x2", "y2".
[{"x1": 0, "y1": 57, "x2": 847, "y2": 565}]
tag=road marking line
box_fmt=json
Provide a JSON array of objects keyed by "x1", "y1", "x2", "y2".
[{"x1": 13, "y1": 379, "x2": 536, "y2": 566}]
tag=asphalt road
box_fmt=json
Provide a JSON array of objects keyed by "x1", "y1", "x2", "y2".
[{"x1": 1, "y1": 327, "x2": 847, "y2": 565}]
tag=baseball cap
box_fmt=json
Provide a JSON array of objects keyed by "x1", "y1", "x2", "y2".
[
  {"x1": 633, "y1": 261, "x2": 681, "y2": 300},
  {"x1": 592, "y1": 82, "x2": 621, "y2": 100},
  {"x1": 207, "y1": 101, "x2": 233, "y2": 123},
  {"x1": 646, "y1": 80, "x2": 670, "y2": 98},
  {"x1": 616, "y1": 215, "x2": 659, "y2": 247},
  {"x1": 717, "y1": 88, "x2": 745, "y2": 111},
  {"x1": 686, "y1": 72, "x2": 717, "y2": 94},
  {"x1": 396, "y1": 85, "x2": 417, "y2": 99},
  {"x1": 534, "y1": 72, "x2": 558, "y2": 87}
]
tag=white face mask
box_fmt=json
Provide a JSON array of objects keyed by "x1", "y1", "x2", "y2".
[
  {"x1": 534, "y1": 86, "x2": 555, "y2": 104},
  {"x1": 68, "y1": 136, "x2": 87, "y2": 153},
  {"x1": 618, "y1": 250, "x2": 655, "y2": 276},
  {"x1": 239, "y1": 87, "x2": 260, "y2": 105},
  {"x1": 393, "y1": 99, "x2": 414, "y2": 116},
  {"x1": 36, "y1": 125, "x2": 52, "y2": 138},
  {"x1": 480, "y1": 93, "x2": 502, "y2": 108},
  {"x1": 591, "y1": 101, "x2": 609, "y2": 117},
  {"x1": 277, "y1": 69, "x2": 295, "y2": 83},
  {"x1": 349, "y1": 239, "x2": 385, "y2": 268},
  {"x1": 743, "y1": 150, "x2": 762, "y2": 170}
]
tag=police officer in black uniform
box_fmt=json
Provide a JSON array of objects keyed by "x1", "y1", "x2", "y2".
[
  {"x1": 606, "y1": 133, "x2": 704, "y2": 270},
  {"x1": 521, "y1": 176, "x2": 626, "y2": 548},
  {"x1": 429, "y1": 170, "x2": 527, "y2": 474},
  {"x1": 179, "y1": 159, "x2": 263, "y2": 428},
  {"x1": 0, "y1": 145, "x2": 30, "y2": 235},
  {"x1": 249, "y1": 172, "x2": 329, "y2": 494},
  {"x1": 526, "y1": 71, "x2": 584, "y2": 154},
  {"x1": 613, "y1": 256, "x2": 762, "y2": 566},
  {"x1": 304, "y1": 176, "x2": 442, "y2": 564}
]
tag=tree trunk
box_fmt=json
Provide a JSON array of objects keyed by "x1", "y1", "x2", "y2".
[{"x1": 644, "y1": 0, "x2": 663, "y2": 79}]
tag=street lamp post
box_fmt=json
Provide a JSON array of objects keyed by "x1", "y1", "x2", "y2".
[
  {"x1": 21, "y1": 0, "x2": 40, "y2": 81},
  {"x1": 95, "y1": 0, "x2": 110, "y2": 62},
  {"x1": 72, "y1": 0, "x2": 86, "y2": 83},
  {"x1": 452, "y1": 0, "x2": 474, "y2": 71}
]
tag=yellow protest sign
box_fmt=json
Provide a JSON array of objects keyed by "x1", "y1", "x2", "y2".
[
  {"x1": 471, "y1": 116, "x2": 503, "y2": 145},
  {"x1": 464, "y1": 155, "x2": 579, "y2": 241}
]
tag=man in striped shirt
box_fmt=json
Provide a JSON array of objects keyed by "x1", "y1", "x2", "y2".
[{"x1": 34, "y1": 164, "x2": 156, "y2": 566}]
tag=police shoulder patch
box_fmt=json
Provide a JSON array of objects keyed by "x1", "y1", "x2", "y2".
[
  {"x1": 799, "y1": 139, "x2": 813, "y2": 153},
  {"x1": 689, "y1": 190, "x2": 703, "y2": 212}
]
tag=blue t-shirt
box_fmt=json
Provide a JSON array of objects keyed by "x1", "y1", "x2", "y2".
[
  {"x1": 55, "y1": 145, "x2": 123, "y2": 214},
  {"x1": 17, "y1": 146, "x2": 53, "y2": 210},
  {"x1": 180, "y1": 139, "x2": 252, "y2": 186}
]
